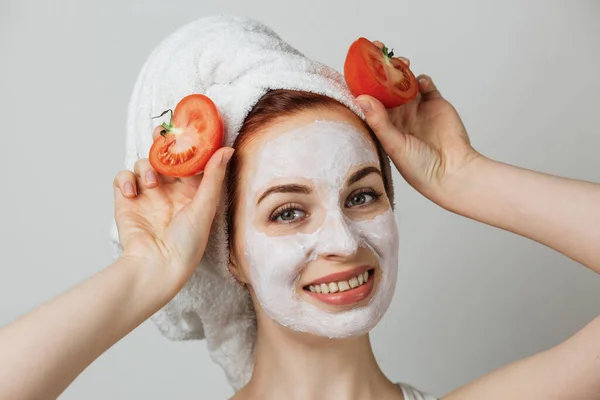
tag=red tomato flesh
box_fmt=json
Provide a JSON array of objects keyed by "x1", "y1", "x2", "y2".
[
  {"x1": 344, "y1": 38, "x2": 418, "y2": 108},
  {"x1": 149, "y1": 94, "x2": 224, "y2": 178}
]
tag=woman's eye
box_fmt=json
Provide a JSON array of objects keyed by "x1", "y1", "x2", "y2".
[
  {"x1": 348, "y1": 193, "x2": 372, "y2": 207},
  {"x1": 345, "y1": 190, "x2": 381, "y2": 208},
  {"x1": 272, "y1": 208, "x2": 306, "y2": 223}
]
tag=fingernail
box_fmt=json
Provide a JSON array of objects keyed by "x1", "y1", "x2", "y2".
[
  {"x1": 145, "y1": 170, "x2": 157, "y2": 184},
  {"x1": 124, "y1": 182, "x2": 135, "y2": 196},
  {"x1": 419, "y1": 77, "x2": 429, "y2": 87},
  {"x1": 356, "y1": 98, "x2": 372, "y2": 113},
  {"x1": 221, "y1": 148, "x2": 234, "y2": 165}
]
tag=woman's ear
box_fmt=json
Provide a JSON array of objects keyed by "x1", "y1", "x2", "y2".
[{"x1": 228, "y1": 251, "x2": 250, "y2": 285}]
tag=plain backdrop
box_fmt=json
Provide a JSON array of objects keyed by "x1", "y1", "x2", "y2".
[{"x1": 1, "y1": 0, "x2": 599, "y2": 398}]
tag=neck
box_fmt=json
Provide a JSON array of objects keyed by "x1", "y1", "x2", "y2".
[{"x1": 237, "y1": 313, "x2": 400, "y2": 400}]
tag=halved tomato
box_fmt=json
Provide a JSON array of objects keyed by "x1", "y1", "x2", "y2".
[
  {"x1": 149, "y1": 94, "x2": 224, "y2": 178},
  {"x1": 344, "y1": 38, "x2": 418, "y2": 108}
]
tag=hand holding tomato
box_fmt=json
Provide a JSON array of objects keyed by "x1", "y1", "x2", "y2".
[
  {"x1": 113, "y1": 126, "x2": 234, "y2": 295},
  {"x1": 354, "y1": 46, "x2": 481, "y2": 207}
]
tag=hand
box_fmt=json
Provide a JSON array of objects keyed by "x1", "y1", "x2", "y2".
[
  {"x1": 355, "y1": 47, "x2": 481, "y2": 206},
  {"x1": 112, "y1": 126, "x2": 234, "y2": 293}
]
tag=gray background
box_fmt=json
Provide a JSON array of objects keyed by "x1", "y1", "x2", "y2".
[{"x1": 1, "y1": 0, "x2": 599, "y2": 398}]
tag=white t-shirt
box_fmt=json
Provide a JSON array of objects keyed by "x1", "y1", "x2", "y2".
[{"x1": 396, "y1": 382, "x2": 438, "y2": 400}]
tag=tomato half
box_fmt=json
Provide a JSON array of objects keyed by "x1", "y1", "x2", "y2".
[
  {"x1": 149, "y1": 94, "x2": 224, "y2": 178},
  {"x1": 344, "y1": 38, "x2": 418, "y2": 108}
]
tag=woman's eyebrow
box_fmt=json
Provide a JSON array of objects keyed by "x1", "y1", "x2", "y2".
[
  {"x1": 347, "y1": 166, "x2": 382, "y2": 186},
  {"x1": 257, "y1": 184, "x2": 312, "y2": 205}
]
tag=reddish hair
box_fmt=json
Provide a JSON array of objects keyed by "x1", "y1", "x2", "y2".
[{"x1": 226, "y1": 89, "x2": 391, "y2": 247}]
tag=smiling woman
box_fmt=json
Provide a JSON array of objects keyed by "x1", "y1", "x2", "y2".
[
  {"x1": 220, "y1": 89, "x2": 418, "y2": 399},
  {"x1": 4, "y1": 12, "x2": 599, "y2": 400},
  {"x1": 228, "y1": 91, "x2": 397, "y2": 330}
]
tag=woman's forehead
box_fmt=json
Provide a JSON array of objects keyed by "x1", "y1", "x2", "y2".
[{"x1": 249, "y1": 120, "x2": 379, "y2": 193}]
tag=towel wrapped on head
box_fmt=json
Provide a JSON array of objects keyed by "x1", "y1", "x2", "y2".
[{"x1": 108, "y1": 14, "x2": 395, "y2": 391}]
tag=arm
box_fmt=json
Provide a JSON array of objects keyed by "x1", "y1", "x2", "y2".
[
  {"x1": 442, "y1": 155, "x2": 600, "y2": 273},
  {"x1": 357, "y1": 74, "x2": 600, "y2": 274},
  {"x1": 356, "y1": 72, "x2": 600, "y2": 400},
  {"x1": 0, "y1": 146, "x2": 232, "y2": 400},
  {"x1": 442, "y1": 315, "x2": 600, "y2": 400},
  {"x1": 0, "y1": 256, "x2": 175, "y2": 400},
  {"x1": 439, "y1": 157, "x2": 600, "y2": 399}
]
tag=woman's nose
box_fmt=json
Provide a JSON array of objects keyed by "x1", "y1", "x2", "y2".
[{"x1": 315, "y1": 210, "x2": 359, "y2": 259}]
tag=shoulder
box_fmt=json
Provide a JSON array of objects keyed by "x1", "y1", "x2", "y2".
[{"x1": 396, "y1": 382, "x2": 438, "y2": 400}]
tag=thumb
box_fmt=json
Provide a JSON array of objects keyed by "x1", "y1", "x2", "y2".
[
  {"x1": 355, "y1": 95, "x2": 407, "y2": 160},
  {"x1": 416, "y1": 74, "x2": 443, "y2": 101},
  {"x1": 163, "y1": 147, "x2": 233, "y2": 274},
  {"x1": 188, "y1": 147, "x2": 234, "y2": 224}
]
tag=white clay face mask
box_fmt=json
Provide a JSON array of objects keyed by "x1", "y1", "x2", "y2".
[{"x1": 243, "y1": 120, "x2": 399, "y2": 338}]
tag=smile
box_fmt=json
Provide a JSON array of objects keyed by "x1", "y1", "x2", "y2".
[{"x1": 303, "y1": 267, "x2": 375, "y2": 306}]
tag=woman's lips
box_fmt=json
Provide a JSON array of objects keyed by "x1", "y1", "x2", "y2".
[
  {"x1": 305, "y1": 265, "x2": 371, "y2": 286},
  {"x1": 303, "y1": 269, "x2": 375, "y2": 306}
]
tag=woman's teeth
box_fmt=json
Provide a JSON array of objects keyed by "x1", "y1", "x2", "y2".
[{"x1": 307, "y1": 270, "x2": 370, "y2": 294}]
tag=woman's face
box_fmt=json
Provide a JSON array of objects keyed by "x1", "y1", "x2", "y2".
[{"x1": 230, "y1": 106, "x2": 399, "y2": 338}]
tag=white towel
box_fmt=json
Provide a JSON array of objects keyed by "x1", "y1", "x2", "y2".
[{"x1": 108, "y1": 14, "x2": 395, "y2": 390}]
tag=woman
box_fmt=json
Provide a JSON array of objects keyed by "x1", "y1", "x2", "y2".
[{"x1": 2, "y1": 15, "x2": 600, "y2": 400}]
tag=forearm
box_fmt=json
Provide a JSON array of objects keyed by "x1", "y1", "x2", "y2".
[
  {"x1": 0, "y1": 256, "x2": 174, "y2": 400},
  {"x1": 443, "y1": 316, "x2": 600, "y2": 400},
  {"x1": 442, "y1": 155, "x2": 600, "y2": 273}
]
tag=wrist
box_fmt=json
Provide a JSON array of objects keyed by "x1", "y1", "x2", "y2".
[
  {"x1": 437, "y1": 151, "x2": 495, "y2": 213},
  {"x1": 115, "y1": 254, "x2": 180, "y2": 310}
]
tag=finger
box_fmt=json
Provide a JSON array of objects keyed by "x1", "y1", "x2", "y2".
[
  {"x1": 177, "y1": 156, "x2": 221, "y2": 193},
  {"x1": 113, "y1": 170, "x2": 138, "y2": 198},
  {"x1": 372, "y1": 40, "x2": 384, "y2": 50},
  {"x1": 355, "y1": 95, "x2": 407, "y2": 160},
  {"x1": 398, "y1": 57, "x2": 410, "y2": 67},
  {"x1": 152, "y1": 125, "x2": 166, "y2": 141},
  {"x1": 372, "y1": 40, "x2": 409, "y2": 66},
  {"x1": 416, "y1": 74, "x2": 442, "y2": 101},
  {"x1": 133, "y1": 158, "x2": 178, "y2": 185},
  {"x1": 178, "y1": 171, "x2": 204, "y2": 194},
  {"x1": 133, "y1": 159, "x2": 159, "y2": 188},
  {"x1": 188, "y1": 147, "x2": 235, "y2": 223}
]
